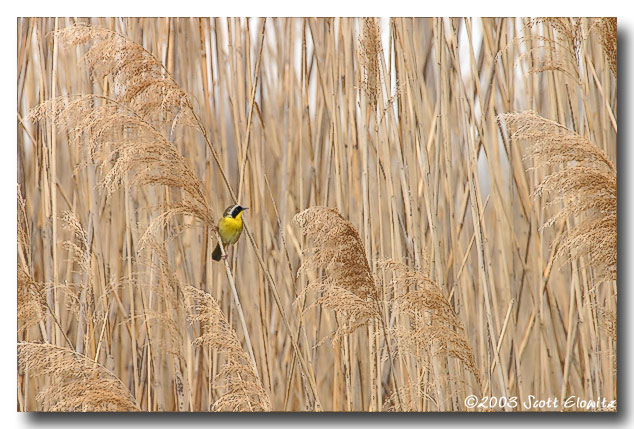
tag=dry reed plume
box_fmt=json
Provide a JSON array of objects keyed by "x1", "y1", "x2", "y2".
[
  {"x1": 597, "y1": 18, "x2": 617, "y2": 76},
  {"x1": 53, "y1": 24, "x2": 194, "y2": 124},
  {"x1": 18, "y1": 187, "x2": 46, "y2": 334},
  {"x1": 528, "y1": 18, "x2": 584, "y2": 75},
  {"x1": 17, "y1": 267, "x2": 46, "y2": 335},
  {"x1": 294, "y1": 207, "x2": 381, "y2": 340},
  {"x1": 185, "y1": 286, "x2": 270, "y2": 411},
  {"x1": 360, "y1": 17, "x2": 382, "y2": 111},
  {"x1": 18, "y1": 342, "x2": 139, "y2": 411},
  {"x1": 500, "y1": 111, "x2": 616, "y2": 282},
  {"x1": 379, "y1": 259, "x2": 481, "y2": 385},
  {"x1": 294, "y1": 207, "x2": 482, "y2": 411},
  {"x1": 27, "y1": 94, "x2": 213, "y2": 232}
]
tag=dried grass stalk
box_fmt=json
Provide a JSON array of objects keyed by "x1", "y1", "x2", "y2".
[
  {"x1": 17, "y1": 185, "x2": 31, "y2": 269},
  {"x1": 184, "y1": 286, "x2": 270, "y2": 412},
  {"x1": 18, "y1": 342, "x2": 139, "y2": 411},
  {"x1": 500, "y1": 111, "x2": 616, "y2": 281}
]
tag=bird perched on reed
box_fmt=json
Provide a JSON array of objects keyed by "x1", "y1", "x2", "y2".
[{"x1": 212, "y1": 205, "x2": 248, "y2": 261}]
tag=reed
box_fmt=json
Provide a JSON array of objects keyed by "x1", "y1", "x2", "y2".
[{"x1": 17, "y1": 17, "x2": 617, "y2": 412}]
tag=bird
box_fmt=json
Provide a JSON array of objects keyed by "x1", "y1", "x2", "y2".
[{"x1": 212, "y1": 204, "x2": 248, "y2": 261}]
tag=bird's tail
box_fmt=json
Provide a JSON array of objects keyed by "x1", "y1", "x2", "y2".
[{"x1": 212, "y1": 243, "x2": 223, "y2": 261}]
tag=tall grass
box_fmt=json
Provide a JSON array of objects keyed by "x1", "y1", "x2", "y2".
[{"x1": 17, "y1": 17, "x2": 617, "y2": 412}]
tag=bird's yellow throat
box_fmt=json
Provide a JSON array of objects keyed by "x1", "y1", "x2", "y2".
[{"x1": 219, "y1": 210, "x2": 244, "y2": 244}]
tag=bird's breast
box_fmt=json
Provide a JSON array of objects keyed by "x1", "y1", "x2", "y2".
[{"x1": 219, "y1": 216, "x2": 243, "y2": 244}]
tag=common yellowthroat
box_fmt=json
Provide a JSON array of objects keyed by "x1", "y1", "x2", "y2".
[{"x1": 212, "y1": 204, "x2": 248, "y2": 261}]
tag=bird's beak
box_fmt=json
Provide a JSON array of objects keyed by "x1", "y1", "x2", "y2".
[{"x1": 243, "y1": 207, "x2": 249, "y2": 211}]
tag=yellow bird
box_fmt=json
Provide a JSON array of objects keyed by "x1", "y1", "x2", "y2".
[{"x1": 212, "y1": 204, "x2": 248, "y2": 261}]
